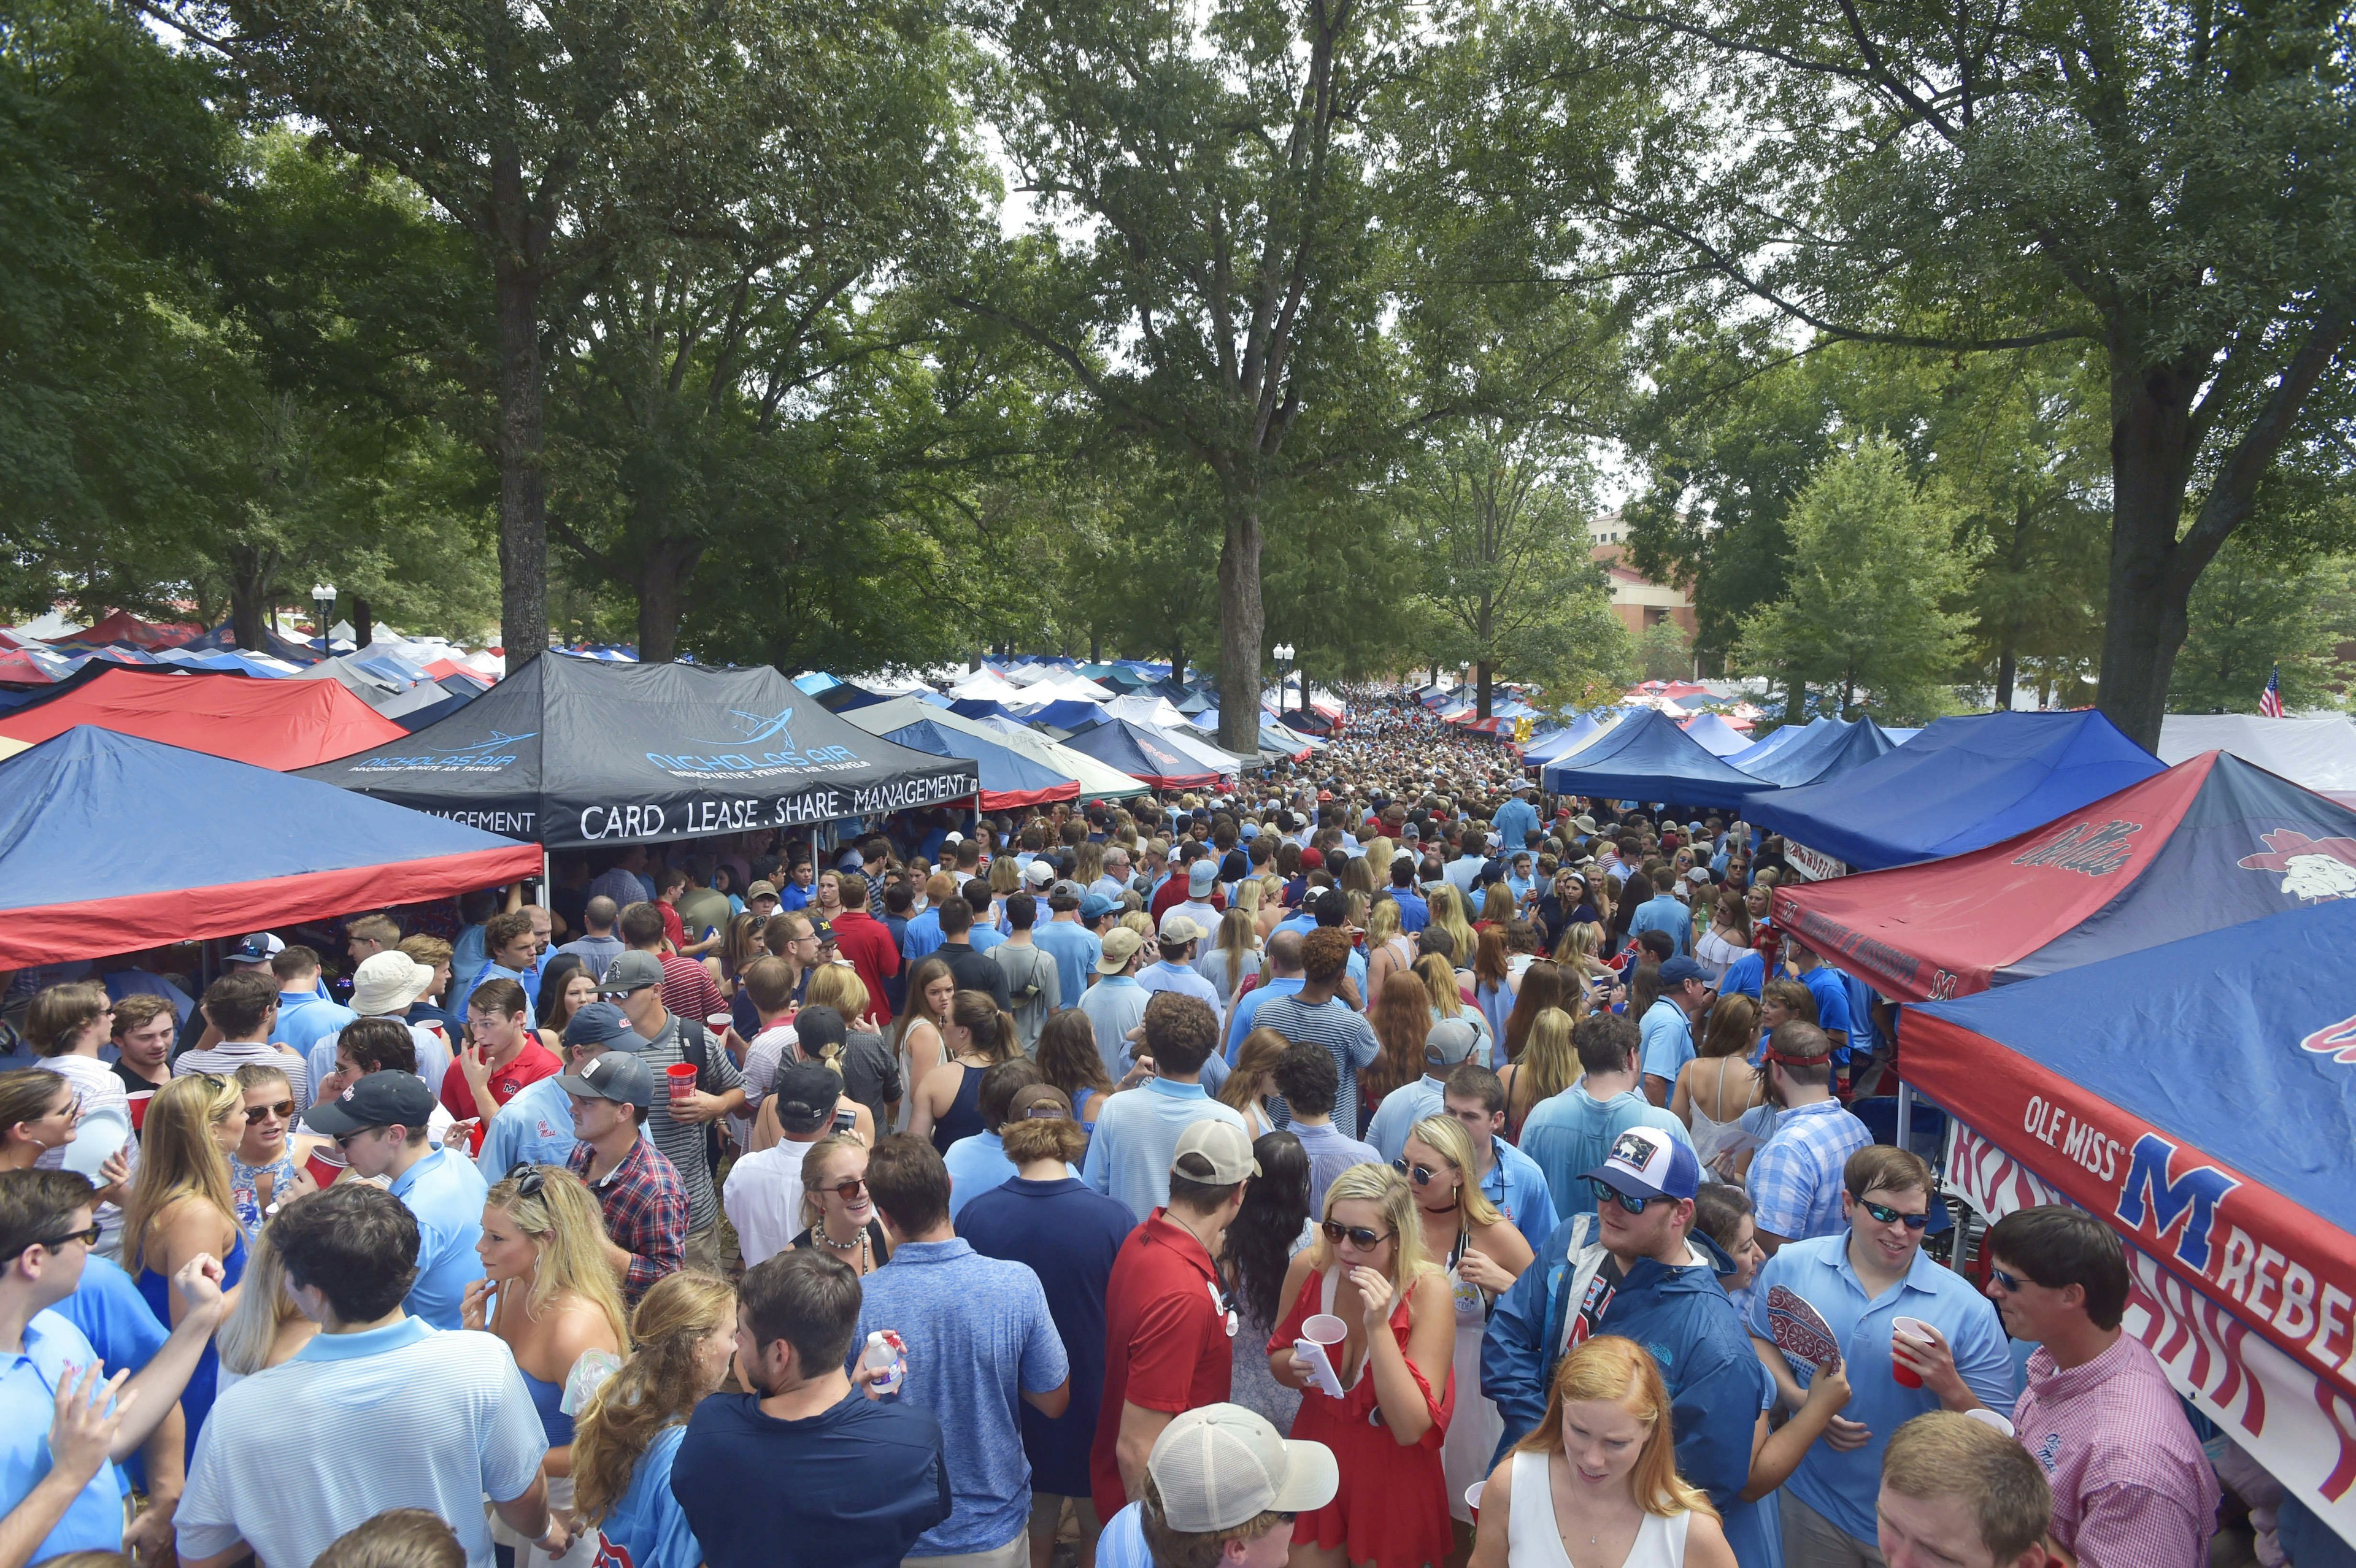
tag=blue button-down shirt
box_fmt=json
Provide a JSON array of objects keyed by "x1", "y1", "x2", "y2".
[
  {"x1": 2, "y1": 1313, "x2": 128, "y2": 1559},
  {"x1": 272, "y1": 992, "x2": 358, "y2": 1064},
  {"x1": 1750, "y1": 1234, "x2": 2016, "y2": 1545},
  {"x1": 1638, "y1": 997, "x2": 1695, "y2": 1088},
  {"x1": 1138, "y1": 960, "x2": 1225, "y2": 1025},
  {"x1": 474, "y1": 1075, "x2": 581, "y2": 1180},
  {"x1": 1365, "y1": 1075, "x2": 1448, "y2": 1163},
  {"x1": 1479, "y1": 1136, "x2": 1560, "y2": 1255},
  {"x1": 388, "y1": 1147, "x2": 489, "y2": 1329},
  {"x1": 1747, "y1": 1099, "x2": 1874, "y2": 1243},
  {"x1": 1080, "y1": 1077, "x2": 1247, "y2": 1223}
]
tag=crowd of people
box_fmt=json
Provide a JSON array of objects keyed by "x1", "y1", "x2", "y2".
[{"x1": 0, "y1": 690, "x2": 2337, "y2": 1568}]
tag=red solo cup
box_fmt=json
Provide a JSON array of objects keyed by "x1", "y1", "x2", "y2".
[
  {"x1": 666, "y1": 1062, "x2": 698, "y2": 1101},
  {"x1": 1891, "y1": 1316, "x2": 1934, "y2": 1389},
  {"x1": 306, "y1": 1145, "x2": 347, "y2": 1189},
  {"x1": 1465, "y1": 1482, "x2": 1484, "y2": 1523},
  {"x1": 126, "y1": 1091, "x2": 153, "y2": 1132}
]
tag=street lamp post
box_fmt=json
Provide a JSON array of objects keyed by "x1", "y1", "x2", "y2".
[
  {"x1": 311, "y1": 583, "x2": 336, "y2": 656},
  {"x1": 1273, "y1": 642, "x2": 1295, "y2": 715}
]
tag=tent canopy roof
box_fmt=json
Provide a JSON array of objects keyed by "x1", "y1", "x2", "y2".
[
  {"x1": 1777, "y1": 750, "x2": 2356, "y2": 1001},
  {"x1": 1738, "y1": 717, "x2": 1900, "y2": 788},
  {"x1": 1059, "y1": 717, "x2": 1223, "y2": 788},
  {"x1": 1746, "y1": 710, "x2": 2162, "y2": 870},
  {"x1": 837, "y1": 698, "x2": 1149, "y2": 800},
  {"x1": 2158, "y1": 713, "x2": 2356, "y2": 803},
  {"x1": 1539, "y1": 707, "x2": 1773, "y2": 807},
  {"x1": 0, "y1": 726, "x2": 541, "y2": 964},
  {"x1": 1679, "y1": 711, "x2": 1751, "y2": 756},
  {"x1": 0, "y1": 666, "x2": 407, "y2": 767},
  {"x1": 882, "y1": 718, "x2": 1080, "y2": 810}
]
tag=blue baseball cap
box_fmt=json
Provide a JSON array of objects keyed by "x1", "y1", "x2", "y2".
[{"x1": 1079, "y1": 893, "x2": 1117, "y2": 922}]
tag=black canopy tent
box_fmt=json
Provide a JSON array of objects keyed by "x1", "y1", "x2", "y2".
[{"x1": 299, "y1": 656, "x2": 978, "y2": 848}]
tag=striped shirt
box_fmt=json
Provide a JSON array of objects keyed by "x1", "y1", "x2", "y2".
[
  {"x1": 1253, "y1": 993, "x2": 1382, "y2": 1136},
  {"x1": 1746, "y1": 1099, "x2": 1873, "y2": 1242},
  {"x1": 176, "y1": 1315, "x2": 547, "y2": 1568},
  {"x1": 174, "y1": 1039, "x2": 312, "y2": 1105},
  {"x1": 635, "y1": 1012, "x2": 743, "y2": 1233},
  {"x1": 2014, "y1": 1334, "x2": 2219, "y2": 1568}
]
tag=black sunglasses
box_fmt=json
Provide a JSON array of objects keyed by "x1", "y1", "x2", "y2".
[
  {"x1": 1391, "y1": 1158, "x2": 1444, "y2": 1188},
  {"x1": 1590, "y1": 1178, "x2": 1661, "y2": 1215},
  {"x1": 1861, "y1": 1199, "x2": 1931, "y2": 1231},
  {"x1": 825, "y1": 1177, "x2": 869, "y2": 1202},
  {"x1": 27, "y1": 1222, "x2": 103, "y2": 1255},
  {"x1": 505, "y1": 1163, "x2": 549, "y2": 1201},
  {"x1": 1320, "y1": 1220, "x2": 1395, "y2": 1250}
]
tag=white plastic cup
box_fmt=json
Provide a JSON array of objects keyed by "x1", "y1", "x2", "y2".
[
  {"x1": 1295, "y1": 1314, "x2": 1349, "y2": 1399},
  {"x1": 1303, "y1": 1313, "x2": 1347, "y2": 1345},
  {"x1": 1963, "y1": 1408, "x2": 2015, "y2": 1439},
  {"x1": 1891, "y1": 1316, "x2": 1935, "y2": 1389},
  {"x1": 1465, "y1": 1482, "x2": 1485, "y2": 1523}
]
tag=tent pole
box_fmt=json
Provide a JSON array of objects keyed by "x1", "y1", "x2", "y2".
[{"x1": 539, "y1": 848, "x2": 552, "y2": 909}]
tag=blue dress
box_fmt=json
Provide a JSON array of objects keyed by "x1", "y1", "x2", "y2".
[{"x1": 136, "y1": 1225, "x2": 248, "y2": 1461}]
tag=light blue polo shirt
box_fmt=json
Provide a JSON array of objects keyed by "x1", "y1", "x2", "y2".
[
  {"x1": 1223, "y1": 975, "x2": 1304, "y2": 1064},
  {"x1": 1750, "y1": 1233, "x2": 2017, "y2": 1545},
  {"x1": 474, "y1": 1075, "x2": 582, "y2": 1180},
  {"x1": 1365, "y1": 1075, "x2": 1449, "y2": 1163},
  {"x1": 388, "y1": 1147, "x2": 489, "y2": 1329},
  {"x1": 1479, "y1": 1136, "x2": 1560, "y2": 1254},
  {"x1": 1080, "y1": 1077, "x2": 1248, "y2": 1223},
  {"x1": 2, "y1": 1312, "x2": 128, "y2": 1559},
  {"x1": 1638, "y1": 997, "x2": 1695, "y2": 1086},
  {"x1": 177, "y1": 1315, "x2": 547, "y2": 1568},
  {"x1": 273, "y1": 992, "x2": 358, "y2": 1063}
]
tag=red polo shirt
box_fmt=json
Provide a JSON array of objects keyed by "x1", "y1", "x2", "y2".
[{"x1": 1089, "y1": 1209, "x2": 1236, "y2": 1520}]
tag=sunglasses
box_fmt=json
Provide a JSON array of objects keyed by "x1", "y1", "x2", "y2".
[
  {"x1": 26, "y1": 1223, "x2": 103, "y2": 1255},
  {"x1": 249, "y1": 1099, "x2": 296, "y2": 1121},
  {"x1": 1320, "y1": 1220, "x2": 1395, "y2": 1250},
  {"x1": 1391, "y1": 1158, "x2": 1445, "y2": 1188},
  {"x1": 825, "y1": 1177, "x2": 869, "y2": 1202},
  {"x1": 504, "y1": 1163, "x2": 549, "y2": 1201},
  {"x1": 1590, "y1": 1178, "x2": 1661, "y2": 1215},
  {"x1": 1987, "y1": 1267, "x2": 2032, "y2": 1293},
  {"x1": 1860, "y1": 1199, "x2": 1931, "y2": 1230}
]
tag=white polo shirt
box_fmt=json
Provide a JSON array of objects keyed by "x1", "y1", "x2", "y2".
[{"x1": 721, "y1": 1137, "x2": 826, "y2": 1269}]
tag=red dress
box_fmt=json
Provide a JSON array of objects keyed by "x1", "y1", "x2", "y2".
[{"x1": 1270, "y1": 1267, "x2": 1453, "y2": 1568}]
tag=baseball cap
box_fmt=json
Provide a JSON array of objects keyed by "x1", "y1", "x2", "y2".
[
  {"x1": 1079, "y1": 893, "x2": 1117, "y2": 923},
  {"x1": 1657, "y1": 956, "x2": 1710, "y2": 988},
  {"x1": 1299, "y1": 847, "x2": 1324, "y2": 870},
  {"x1": 747, "y1": 880, "x2": 780, "y2": 902},
  {"x1": 1052, "y1": 880, "x2": 1087, "y2": 904},
  {"x1": 1172, "y1": 1120, "x2": 1260, "y2": 1183},
  {"x1": 305, "y1": 1071, "x2": 438, "y2": 1139},
  {"x1": 769, "y1": 1061, "x2": 840, "y2": 1135},
  {"x1": 1009, "y1": 1083, "x2": 1074, "y2": 1121},
  {"x1": 793, "y1": 1005, "x2": 848, "y2": 1058},
  {"x1": 556, "y1": 1050, "x2": 654, "y2": 1112},
  {"x1": 1097, "y1": 928, "x2": 1145, "y2": 974},
  {"x1": 1238, "y1": 822, "x2": 1259, "y2": 840},
  {"x1": 602, "y1": 951, "x2": 665, "y2": 994},
  {"x1": 226, "y1": 932, "x2": 285, "y2": 966},
  {"x1": 1582, "y1": 1124, "x2": 1701, "y2": 1202},
  {"x1": 806, "y1": 915, "x2": 835, "y2": 945},
  {"x1": 1158, "y1": 910, "x2": 1204, "y2": 945},
  {"x1": 1147, "y1": 1405, "x2": 1339, "y2": 1532},
  {"x1": 561, "y1": 1001, "x2": 645, "y2": 1051},
  {"x1": 1023, "y1": 859, "x2": 1057, "y2": 888},
  {"x1": 1423, "y1": 1017, "x2": 1480, "y2": 1067},
  {"x1": 1685, "y1": 866, "x2": 1713, "y2": 885},
  {"x1": 1187, "y1": 861, "x2": 1217, "y2": 896}
]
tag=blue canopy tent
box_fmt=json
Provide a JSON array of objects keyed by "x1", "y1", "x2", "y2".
[
  {"x1": 1521, "y1": 711, "x2": 1615, "y2": 764},
  {"x1": 883, "y1": 718, "x2": 1080, "y2": 810},
  {"x1": 1728, "y1": 717, "x2": 1830, "y2": 772},
  {"x1": 1019, "y1": 698, "x2": 1108, "y2": 733},
  {"x1": 1060, "y1": 717, "x2": 1223, "y2": 789},
  {"x1": 1744, "y1": 710, "x2": 2162, "y2": 871},
  {"x1": 0, "y1": 726, "x2": 542, "y2": 964},
  {"x1": 1738, "y1": 717, "x2": 1900, "y2": 788},
  {"x1": 1679, "y1": 711, "x2": 1751, "y2": 756},
  {"x1": 1539, "y1": 708, "x2": 1776, "y2": 807},
  {"x1": 949, "y1": 697, "x2": 1020, "y2": 723}
]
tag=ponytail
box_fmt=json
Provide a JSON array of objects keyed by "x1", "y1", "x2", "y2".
[{"x1": 949, "y1": 989, "x2": 1018, "y2": 1065}]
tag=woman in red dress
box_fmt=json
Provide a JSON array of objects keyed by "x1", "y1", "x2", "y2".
[{"x1": 1268, "y1": 1161, "x2": 1457, "y2": 1568}]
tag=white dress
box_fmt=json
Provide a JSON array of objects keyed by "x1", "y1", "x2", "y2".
[
  {"x1": 1442, "y1": 1231, "x2": 1504, "y2": 1524},
  {"x1": 1505, "y1": 1449, "x2": 1692, "y2": 1567}
]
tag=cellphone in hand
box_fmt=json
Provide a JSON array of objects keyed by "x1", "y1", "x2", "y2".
[{"x1": 834, "y1": 1109, "x2": 857, "y2": 1132}]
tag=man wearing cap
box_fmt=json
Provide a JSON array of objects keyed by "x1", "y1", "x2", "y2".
[
  {"x1": 306, "y1": 1070, "x2": 488, "y2": 1329},
  {"x1": 1481, "y1": 1123, "x2": 1774, "y2": 1564},
  {"x1": 1493, "y1": 783, "x2": 1540, "y2": 858},
  {"x1": 1170, "y1": 861, "x2": 1223, "y2": 942},
  {"x1": 1090, "y1": 1122, "x2": 1258, "y2": 1523},
  {"x1": 744, "y1": 880, "x2": 783, "y2": 918},
  {"x1": 475, "y1": 1001, "x2": 641, "y2": 1177},
  {"x1": 600, "y1": 949, "x2": 744, "y2": 1274},
  {"x1": 1078, "y1": 928, "x2": 1152, "y2": 1082},
  {"x1": 1747, "y1": 1021, "x2": 1874, "y2": 1253},
  {"x1": 1639, "y1": 955, "x2": 1714, "y2": 1107},
  {"x1": 556, "y1": 1046, "x2": 686, "y2": 1301},
  {"x1": 725, "y1": 1060, "x2": 852, "y2": 1269},
  {"x1": 1095, "y1": 1404, "x2": 1338, "y2": 1568},
  {"x1": 1520, "y1": 1014, "x2": 1692, "y2": 1221},
  {"x1": 1084, "y1": 994, "x2": 1246, "y2": 1223},
  {"x1": 1362, "y1": 1018, "x2": 1482, "y2": 1163},
  {"x1": 319, "y1": 953, "x2": 453, "y2": 1108},
  {"x1": 1140, "y1": 912, "x2": 1224, "y2": 1024}
]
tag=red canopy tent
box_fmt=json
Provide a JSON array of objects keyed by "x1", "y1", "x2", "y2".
[
  {"x1": 42, "y1": 609, "x2": 204, "y2": 650},
  {"x1": 0, "y1": 666, "x2": 408, "y2": 767},
  {"x1": 1775, "y1": 750, "x2": 2356, "y2": 1002},
  {"x1": 0, "y1": 650, "x2": 56, "y2": 685}
]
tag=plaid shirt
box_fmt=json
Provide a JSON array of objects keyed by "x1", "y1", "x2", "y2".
[
  {"x1": 1746, "y1": 1099, "x2": 1873, "y2": 1242},
  {"x1": 569, "y1": 1132, "x2": 687, "y2": 1301}
]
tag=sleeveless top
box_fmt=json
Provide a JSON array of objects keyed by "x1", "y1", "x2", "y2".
[
  {"x1": 1506, "y1": 1448, "x2": 1690, "y2": 1568},
  {"x1": 1684, "y1": 1062, "x2": 1777, "y2": 1174},
  {"x1": 522, "y1": 1366, "x2": 575, "y2": 1447},
  {"x1": 929, "y1": 1061, "x2": 987, "y2": 1153}
]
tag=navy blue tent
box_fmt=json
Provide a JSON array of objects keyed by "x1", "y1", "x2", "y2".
[
  {"x1": 883, "y1": 718, "x2": 1079, "y2": 810},
  {"x1": 1539, "y1": 708, "x2": 1774, "y2": 807},
  {"x1": 1739, "y1": 718, "x2": 1900, "y2": 788},
  {"x1": 949, "y1": 698, "x2": 1019, "y2": 723},
  {"x1": 0, "y1": 726, "x2": 542, "y2": 964},
  {"x1": 1728, "y1": 717, "x2": 1830, "y2": 772},
  {"x1": 1019, "y1": 699, "x2": 1107, "y2": 733},
  {"x1": 1745, "y1": 710, "x2": 2162, "y2": 871},
  {"x1": 1060, "y1": 718, "x2": 1222, "y2": 788}
]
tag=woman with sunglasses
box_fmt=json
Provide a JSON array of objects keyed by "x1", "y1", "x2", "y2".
[
  {"x1": 786, "y1": 1132, "x2": 887, "y2": 1277},
  {"x1": 465, "y1": 1163, "x2": 631, "y2": 1568},
  {"x1": 1269, "y1": 1162, "x2": 1457, "y2": 1568},
  {"x1": 1399, "y1": 1114, "x2": 1534, "y2": 1543},
  {"x1": 0, "y1": 1066, "x2": 84, "y2": 1174},
  {"x1": 1468, "y1": 1335, "x2": 1737, "y2": 1568},
  {"x1": 125, "y1": 1072, "x2": 250, "y2": 1459},
  {"x1": 227, "y1": 1063, "x2": 325, "y2": 1230}
]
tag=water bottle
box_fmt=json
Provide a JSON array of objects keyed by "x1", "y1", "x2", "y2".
[{"x1": 862, "y1": 1329, "x2": 907, "y2": 1396}]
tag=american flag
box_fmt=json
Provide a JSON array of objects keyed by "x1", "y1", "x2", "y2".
[{"x1": 2260, "y1": 664, "x2": 2285, "y2": 718}]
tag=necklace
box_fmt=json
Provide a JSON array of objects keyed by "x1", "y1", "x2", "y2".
[{"x1": 818, "y1": 1222, "x2": 871, "y2": 1270}]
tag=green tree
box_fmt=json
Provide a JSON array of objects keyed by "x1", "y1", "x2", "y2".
[
  {"x1": 1737, "y1": 439, "x2": 1974, "y2": 720},
  {"x1": 1492, "y1": 0, "x2": 2356, "y2": 747},
  {"x1": 1634, "y1": 621, "x2": 1692, "y2": 683},
  {"x1": 2171, "y1": 534, "x2": 2356, "y2": 713}
]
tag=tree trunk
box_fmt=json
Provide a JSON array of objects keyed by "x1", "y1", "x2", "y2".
[
  {"x1": 1090, "y1": 632, "x2": 1101, "y2": 663},
  {"x1": 1785, "y1": 675, "x2": 1806, "y2": 729},
  {"x1": 351, "y1": 598, "x2": 374, "y2": 650},
  {"x1": 633, "y1": 536, "x2": 704, "y2": 663},
  {"x1": 226, "y1": 544, "x2": 278, "y2": 655},
  {"x1": 1476, "y1": 661, "x2": 1493, "y2": 720},
  {"x1": 1995, "y1": 644, "x2": 2017, "y2": 711},
  {"x1": 494, "y1": 252, "x2": 549, "y2": 669},
  {"x1": 1214, "y1": 490, "x2": 1266, "y2": 754}
]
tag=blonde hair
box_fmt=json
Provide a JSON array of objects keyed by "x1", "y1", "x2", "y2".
[
  {"x1": 571, "y1": 1272, "x2": 737, "y2": 1528},
  {"x1": 1404, "y1": 1114, "x2": 1503, "y2": 1229},
  {"x1": 217, "y1": 1216, "x2": 304, "y2": 1375},
  {"x1": 1428, "y1": 885, "x2": 1476, "y2": 970},
  {"x1": 125, "y1": 1074, "x2": 242, "y2": 1274},
  {"x1": 1412, "y1": 953, "x2": 1465, "y2": 1020},
  {"x1": 797, "y1": 1131, "x2": 869, "y2": 1231},
  {"x1": 1515, "y1": 1335, "x2": 1716, "y2": 1521},
  {"x1": 1307, "y1": 1163, "x2": 1441, "y2": 1290},
  {"x1": 1363, "y1": 897, "x2": 1401, "y2": 951},
  {"x1": 1510, "y1": 1007, "x2": 1582, "y2": 1128},
  {"x1": 1118, "y1": 909, "x2": 1154, "y2": 943},
  {"x1": 1231, "y1": 877, "x2": 1264, "y2": 917},
  {"x1": 803, "y1": 963, "x2": 869, "y2": 1023},
  {"x1": 485, "y1": 1166, "x2": 631, "y2": 1348}
]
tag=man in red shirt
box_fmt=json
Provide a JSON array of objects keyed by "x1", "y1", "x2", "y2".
[
  {"x1": 439, "y1": 975, "x2": 561, "y2": 1129},
  {"x1": 1089, "y1": 1120, "x2": 1257, "y2": 1523},
  {"x1": 826, "y1": 872, "x2": 902, "y2": 1026}
]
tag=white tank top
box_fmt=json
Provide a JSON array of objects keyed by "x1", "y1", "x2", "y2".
[{"x1": 1506, "y1": 1449, "x2": 1690, "y2": 1568}]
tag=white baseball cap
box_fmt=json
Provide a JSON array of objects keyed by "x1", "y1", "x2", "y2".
[{"x1": 1147, "y1": 1405, "x2": 1339, "y2": 1532}]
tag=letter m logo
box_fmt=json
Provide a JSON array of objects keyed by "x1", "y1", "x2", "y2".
[{"x1": 2114, "y1": 1134, "x2": 2239, "y2": 1271}]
